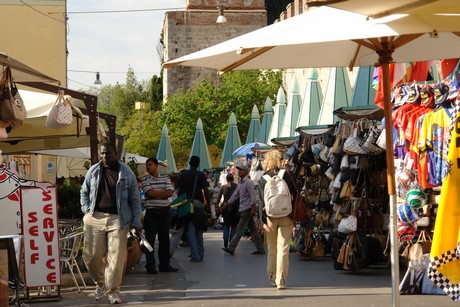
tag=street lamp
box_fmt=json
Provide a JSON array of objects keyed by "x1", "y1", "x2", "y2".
[{"x1": 135, "y1": 101, "x2": 148, "y2": 129}]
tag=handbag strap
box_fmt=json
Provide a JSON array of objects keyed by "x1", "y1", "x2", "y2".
[{"x1": 190, "y1": 171, "x2": 199, "y2": 201}]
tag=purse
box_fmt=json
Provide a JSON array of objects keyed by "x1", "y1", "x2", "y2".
[
  {"x1": 0, "y1": 66, "x2": 27, "y2": 126},
  {"x1": 293, "y1": 192, "x2": 309, "y2": 223},
  {"x1": 337, "y1": 214, "x2": 357, "y2": 234},
  {"x1": 343, "y1": 119, "x2": 368, "y2": 155},
  {"x1": 46, "y1": 91, "x2": 73, "y2": 128},
  {"x1": 170, "y1": 193, "x2": 194, "y2": 218},
  {"x1": 360, "y1": 124, "x2": 385, "y2": 155},
  {"x1": 339, "y1": 180, "x2": 353, "y2": 200}
]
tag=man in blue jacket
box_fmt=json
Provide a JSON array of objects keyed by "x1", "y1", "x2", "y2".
[{"x1": 80, "y1": 142, "x2": 141, "y2": 304}]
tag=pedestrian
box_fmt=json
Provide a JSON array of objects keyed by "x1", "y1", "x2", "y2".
[
  {"x1": 257, "y1": 149, "x2": 296, "y2": 290},
  {"x1": 141, "y1": 158, "x2": 178, "y2": 274},
  {"x1": 80, "y1": 142, "x2": 142, "y2": 304},
  {"x1": 216, "y1": 173, "x2": 239, "y2": 248},
  {"x1": 169, "y1": 173, "x2": 184, "y2": 257},
  {"x1": 176, "y1": 156, "x2": 210, "y2": 262},
  {"x1": 222, "y1": 164, "x2": 265, "y2": 256}
]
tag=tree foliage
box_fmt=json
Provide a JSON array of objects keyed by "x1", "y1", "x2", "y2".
[
  {"x1": 85, "y1": 69, "x2": 281, "y2": 168},
  {"x1": 162, "y1": 70, "x2": 282, "y2": 166}
]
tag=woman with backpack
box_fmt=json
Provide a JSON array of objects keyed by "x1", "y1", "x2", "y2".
[
  {"x1": 258, "y1": 149, "x2": 296, "y2": 290},
  {"x1": 216, "y1": 173, "x2": 240, "y2": 248}
]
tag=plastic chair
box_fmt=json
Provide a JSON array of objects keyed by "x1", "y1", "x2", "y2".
[{"x1": 59, "y1": 232, "x2": 87, "y2": 293}]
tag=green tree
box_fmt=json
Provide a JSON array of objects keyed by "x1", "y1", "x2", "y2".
[{"x1": 162, "y1": 70, "x2": 282, "y2": 166}]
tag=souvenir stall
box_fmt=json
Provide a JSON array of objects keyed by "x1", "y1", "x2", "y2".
[
  {"x1": 288, "y1": 106, "x2": 390, "y2": 271},
  {"x1": 390, "y1": 79, "x2": 457, "y2": 295},
  {"x1": 0, "y1": 59, "x2": 117, "y2": 304}
]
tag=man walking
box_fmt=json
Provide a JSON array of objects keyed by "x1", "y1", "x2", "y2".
[
  {"x1": 81, "y1": 142, "x2": 141, "y2": 304},
  {"x1": 141, "y1": 158, "x2": 178, "y2": 274},
  {"x1": 177, "y1": 156, "x2": 210, "y2": 262},
  {"x1": 222, "y1": 165, "x2": 265, "y2": 256}
]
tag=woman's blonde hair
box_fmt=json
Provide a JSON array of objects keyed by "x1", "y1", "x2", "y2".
[{"x1": 262, "y1": 149, "x2": 282, "y2": 172}]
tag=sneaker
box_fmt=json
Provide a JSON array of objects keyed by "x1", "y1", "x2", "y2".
[
  {"x1": 251, "y1": 250, "x2": 265, "y2": 255},
  {"x1": 94, "y1": 285, "x2": 105, "y2": 301},
  {"x1": 221, "y1": 247, "x2": 234, "y2": 255},
  {"x1": 277, "y1": 284, "x2": 286, "y2": 290},
  {"x1": 108, "y1": 293, "x2": 122, "y2": 304}
]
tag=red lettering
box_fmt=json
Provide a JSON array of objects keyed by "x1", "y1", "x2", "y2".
[
  {"x1": 42, "y1": 190, "x2": 52, "y2": 201},
  {"x1": 28, "y1": 212, "x2": 38, "y2": 223},
  {"x1": 47, "y1": 244, "x2": 52, "y2": 256},
  {"x1": 29, "y1": 240, "x2": 38, "y2": 250},
  {"x1": 29, "y1": 225, "x2": 38, "y2": 236},
  {"x1": 31, "y1": 253, "x2": 39, "y2": 264},
  {"x1": 46, "y1": 272, "x2": 56, "y2": 283},
  {"x1": 44, "y1": 231, "x2": 55, "y2": 242},
  {"x1": 43, "y1": 203, "x2": 53, "y2": 215},
  {"x1": 43, "y1": 217, "x2": 54, "y2": 229},
  {"x1": 46, "y1": 258, "x2": 55, "y2": 270}
]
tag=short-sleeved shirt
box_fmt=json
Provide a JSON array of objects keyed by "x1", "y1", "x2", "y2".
[{"x1": 141, "y1": 174, "x2": 173, "y2": 209}]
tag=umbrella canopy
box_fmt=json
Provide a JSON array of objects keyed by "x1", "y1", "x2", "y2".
[
  {"x1": 164, "y1": 4, "x2": 460, "y2": 303},
  {"x1": 156, "y1": 124, "x2": 177, "y2": 174},
  {"x1": 245, "y1": 105, "x2": 260, "y2": 144},
  {"x1": 317, "y1": 67, "x2": 351, "y2": 125},
  {"x1": 298, "y1": 68, "x2": 323, "y2": 127},
  {"x1": 280, "y1": 77, "x2": 302, "y2": 137},
  {"x1": 232, "y1": 142, "x2": 269, "y2": 158},
  {"x1": 189, "y1": 118, "x2": 212, "y2": 171},
  {"x1": 0, "y1": 51, "x2": 60, "y2": 84},
  {"x1": 220, "y1": 112, "x2": 242, "y2": 167},
  {"x1": 259, "y1": 97, "x2": 273, "y2": 143},
  {"x1": 267, "y1": 87, "x2": 286, "y2": 144},
  {"x1": 351, "y1": 66, "x2": 377, "y2": 107}
]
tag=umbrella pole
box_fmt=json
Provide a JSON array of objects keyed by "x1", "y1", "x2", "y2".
[{"x1": 379, "y1": 50, "x2": 400, "y2": 307}]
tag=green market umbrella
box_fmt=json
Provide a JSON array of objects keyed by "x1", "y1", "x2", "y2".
[
  {"x1": 156, "y1": 124, "x2": 177, "y2": 174},
  {"x1": 280, "y1": 77, "x2": 302, "y2": 137},
  {"x1": 258, "y1": 97, "x2": 273, "y2": 143},
  {"x1": 189, "y1": 118, "x2": 212, "y2": 171},
  {"x1": 351, "y1": 66, "x2": 377, "y2": 107},
  {"x1": 298, "y1": 68, "x2": 323, "y2": 127},
  {"x1": 317, "y1": 67, "x2": 351, "y2": 125},
  {"x1": 220, "y1": 112, "x2": 242, "y2": 167},
  {"x1": 245, "y1": 105, "x2": 260, "y2": 144},
  {"x1": 267, "y1": 86, "x2": 286, "y2": 145}
]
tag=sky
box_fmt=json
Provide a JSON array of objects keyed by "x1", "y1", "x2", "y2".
[{"x1": 66, "y1": 0, "x2": 185, "y2": 90}]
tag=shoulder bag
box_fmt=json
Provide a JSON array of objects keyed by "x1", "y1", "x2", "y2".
[{"x1": 0, "y1": 66, "x2": 27, "y2": 127}]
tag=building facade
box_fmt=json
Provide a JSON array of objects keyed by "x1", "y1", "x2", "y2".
[{"x1": 163, "y1": 0, "x2": 267, "y2": 97}]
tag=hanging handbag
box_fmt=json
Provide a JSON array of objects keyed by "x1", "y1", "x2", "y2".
[
  {"x1": 339, "y1": 180, "x2": 353, "y2": 200},
  {"x1": 337, "y1": 214, "x2": 357, "y2": 234},
  {"x1": 376, "y1": 127, "x2": 386, "y2": 150},
  {"x1": 343, "y1": 119, "x2": 368, "y2": 155},
  {"x1": 0, "y1": 66, "x2": 27, "y2": 127},
  {"x1": 360, "y1": 124, "x2": 385, "y2": 155},
  {"x1": 46, "y1": 90, "x2": 74, "y2": 129}
]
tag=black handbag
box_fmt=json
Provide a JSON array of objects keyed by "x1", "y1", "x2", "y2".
[{"x1": 0, "y1": 66, "x2": 27, "y2": 127}]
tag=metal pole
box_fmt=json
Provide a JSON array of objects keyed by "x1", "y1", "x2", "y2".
[{"x1": 378, "y1": 43, "x2": 400, "y2": 307}]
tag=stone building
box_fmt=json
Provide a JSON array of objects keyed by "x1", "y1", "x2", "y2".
[{"x1": 163, "y1": 0, "x2": 267, "y2": 98}]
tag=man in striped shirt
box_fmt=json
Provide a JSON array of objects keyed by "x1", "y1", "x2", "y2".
[{"x1": 141, "y1": 158, "x2": 178, "y2": 274}]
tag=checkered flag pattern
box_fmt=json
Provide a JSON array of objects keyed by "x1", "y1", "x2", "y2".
[{"x1": 429, "y1": 246, "x2": 460, "y2": 301}]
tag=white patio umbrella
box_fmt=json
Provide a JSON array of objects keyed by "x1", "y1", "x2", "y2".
[{"x1": 164, "y1": 4, "x2": 460, "y2": 305}]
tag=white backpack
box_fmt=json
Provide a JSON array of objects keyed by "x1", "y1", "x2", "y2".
[{"x1": 263, "y1": 169, "x2": 292, "y2": 218}]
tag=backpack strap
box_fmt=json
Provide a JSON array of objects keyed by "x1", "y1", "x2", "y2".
[
  {"x1": 278, "y1": 169, "x2": 286, "y2": 178},
  {"x1": 263, "y1": 174, "x2": 271, "y2": 181}
]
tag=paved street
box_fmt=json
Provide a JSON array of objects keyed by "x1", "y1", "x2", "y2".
[{"x1": 25, "y1": 230, "x2": 454, "y2": 307}]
